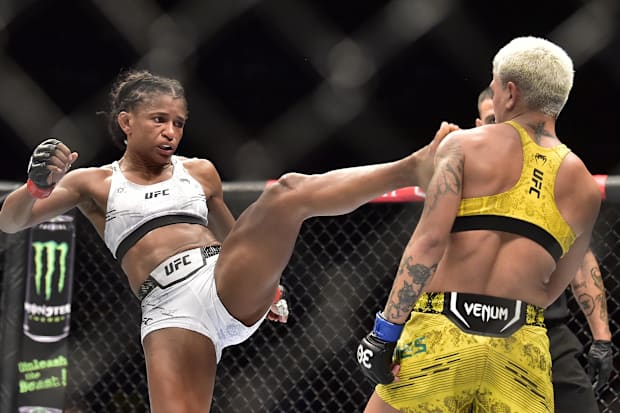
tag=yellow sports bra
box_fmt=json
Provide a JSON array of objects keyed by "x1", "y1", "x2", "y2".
[{"x1": 451, "y1": 120, "x2": 575, "y2": 261}]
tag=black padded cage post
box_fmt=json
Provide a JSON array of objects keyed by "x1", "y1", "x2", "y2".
[
  {"x1": 0, "y1": 183, "x2": 24, "y2": 413},
  {"x1": 0, "y1": 178, "x2": 619, "y2": 412}
]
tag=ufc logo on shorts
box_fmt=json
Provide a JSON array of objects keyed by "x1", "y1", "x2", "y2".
[
  {"x1": 357, "y1": 343, "x2": 374, "y2": 369},
  {"x1": 164, "y1": 255, "x2": 192, "y2": 276}
]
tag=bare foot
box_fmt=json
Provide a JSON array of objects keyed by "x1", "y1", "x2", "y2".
[{"x1": 412, "y1": 121, "x2": 460, "y2": 189}]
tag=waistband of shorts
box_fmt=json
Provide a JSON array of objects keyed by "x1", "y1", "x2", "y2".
[
  {"x1": 136, "y1": 245, "x2": 221, "y2": 302},
  {"x1": 414, "y1": 292, "x2": 545, "y2": 336}
]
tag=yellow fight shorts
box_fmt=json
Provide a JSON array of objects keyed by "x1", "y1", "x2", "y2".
[{"x1": 376, "y1": 292, "x2": 553, "y2": 413}]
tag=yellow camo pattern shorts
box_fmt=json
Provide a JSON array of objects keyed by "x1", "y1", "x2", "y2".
[{"x1": 375, "y1": 312, "x2": 553, "y2": 413}]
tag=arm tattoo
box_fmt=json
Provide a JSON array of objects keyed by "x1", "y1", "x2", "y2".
[
  {"x1": 385, "y1": 256, "x2": 437, "y2": 320},
  {"x1": 426, "y1": 141, "x2": 463, "y2": 211},
  {"x1": 590, "y1": 265, "x2": 604, "y2": 291},
  {"x1": 574, "y1": 263, "x2": 609, "y2": 324},
  {"x1": 578, "y1": 293, "x2": 595, "y2": 317},
  {"x1": 588, "y1": 264, "x2": 609, "y2": 322},
  {"x1": 596, "y1": 295, "x2": 609, "y2": 323}
]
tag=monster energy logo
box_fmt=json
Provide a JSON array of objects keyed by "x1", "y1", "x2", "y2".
[
  {"x1": 32, "y1": 241, "x2": 68, "y2": 301},
  {"x1": 24, "y1": 241, "x2": 71, "y2": 318}
]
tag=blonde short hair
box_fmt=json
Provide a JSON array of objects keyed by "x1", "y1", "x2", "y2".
[{"x1": 492, "y1": 36, "x2": 574, "y2": 117}]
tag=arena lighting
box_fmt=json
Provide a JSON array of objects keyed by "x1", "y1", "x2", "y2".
[{"x1": 549, "y1": 0, "x2": 618, "y2": 67}]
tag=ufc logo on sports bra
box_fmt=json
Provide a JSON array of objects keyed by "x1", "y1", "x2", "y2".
[
  {"x1": 164, "y1": 254, "x2": 192, "y2": 276},
  {"x1": 529, "y1": 168, "x2": 544, "y2": 198},
  {"x1": 145, "y1": 189, "x2": 170, "y2": 199}
]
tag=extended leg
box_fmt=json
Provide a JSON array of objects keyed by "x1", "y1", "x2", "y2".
[{"x1": 215, "y1": 153, "x2": 421, "y2": 325}]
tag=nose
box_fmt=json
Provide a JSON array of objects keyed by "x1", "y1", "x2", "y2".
[{"x1": 162, "y1": 122, "x2": 178, "y2": 140}]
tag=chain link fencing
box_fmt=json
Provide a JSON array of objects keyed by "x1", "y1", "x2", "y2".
[{"x1": 1, "y1": 189, "x2": 619, "y2": 412}]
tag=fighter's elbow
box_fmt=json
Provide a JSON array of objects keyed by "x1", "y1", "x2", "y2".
[
  {"x1": 0, "y1": 215, "x2": 29, "y2": 234},
  {"x1": 0, "y1": 225, "x2": 20, "y2": 234},
  {"x1": 0, "y1": 221, "x2": 23, "y2": 234}
]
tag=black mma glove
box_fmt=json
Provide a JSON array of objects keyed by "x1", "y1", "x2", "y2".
[
  {"x1": 356, "y1": 311, "x2": 403, "y2": 386},
  {"x1": 587, "y1": 340, "x2": 613, "y2": 393},
  {"x1": 28, "y1": 138, "x2": 62, "y2": 189}
]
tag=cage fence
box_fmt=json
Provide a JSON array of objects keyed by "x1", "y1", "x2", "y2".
[{"x1": 0, "y1": 186, "x2": 619, "y2": 413}]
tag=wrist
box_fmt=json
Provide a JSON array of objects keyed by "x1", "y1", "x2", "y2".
[
  {"x1": 26, "y1": 179, "x2": 54, "y2": 199},
  {"x1": 372, "y1": 311, "x2": 404, "y2": 342},
  {"x1": 592, "y1": 329, "x2": 612, "y2": 342}
]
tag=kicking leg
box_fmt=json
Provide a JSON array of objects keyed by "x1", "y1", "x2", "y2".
[
  {"x1": 215, "y1": 122, "x2": 457, "y2": 325},
  {"x1": 215, "y1": 153, "x2": 423, "y2": 325}
]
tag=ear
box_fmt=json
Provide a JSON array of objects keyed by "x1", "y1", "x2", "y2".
[
  {"x1": 117, "y1": 111, "x2": 132, "y2": 135},
  {"x1": 506, "y1": 82, "x2": 518, "y2": 110},
  {"x1": 475, "y1": 118, "x2": 483, "y2": 127}
]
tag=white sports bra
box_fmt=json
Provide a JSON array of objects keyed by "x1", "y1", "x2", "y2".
[{"x1": 104, "y1": 156, "x2": 209, "y2": 260}]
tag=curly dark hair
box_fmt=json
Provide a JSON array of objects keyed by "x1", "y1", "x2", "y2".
[{"x1": 103, "y1": 69, "x2": 187, "y2": 149}]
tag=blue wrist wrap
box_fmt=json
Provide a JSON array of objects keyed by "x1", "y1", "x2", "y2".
[{"x1": 372, "y1": 311, "x2": 404, "y2": 342}]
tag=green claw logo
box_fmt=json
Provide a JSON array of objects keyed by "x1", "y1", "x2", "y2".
[{"x1": 32, "y1": 241, "x2": 68, "y2": 300}]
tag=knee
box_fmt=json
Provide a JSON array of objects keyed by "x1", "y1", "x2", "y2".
[
  {"x1": 264, "y1": 173, "x2": 310, "y2": 199},
  {"x1": 274, "y1": 172, "x2": 308, "y2": 190},
  {"x1": 260, "y1": 172, "x2": 312, "y2": 216}
]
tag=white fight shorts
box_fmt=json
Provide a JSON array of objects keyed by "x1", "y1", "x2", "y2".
[{"x1": 139, "y1": 246, "x2": 266, "y2": 362}]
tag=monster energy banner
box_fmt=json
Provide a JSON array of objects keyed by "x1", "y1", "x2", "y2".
[{"x1": 16, "y1": 214, "x2": 75, "y2": 413}]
